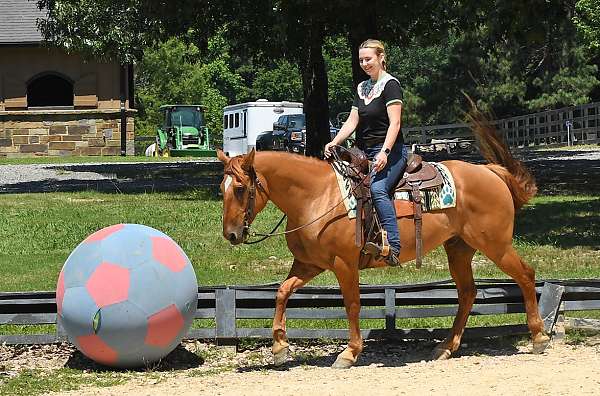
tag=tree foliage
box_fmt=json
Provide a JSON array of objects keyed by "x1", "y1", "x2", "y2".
[
  {"x1": 574, "y1": 0, "x2": 600, "y2": 56},
  {"x1": 135, "y1": 34, "x2": 245, "y2": 144},
  {"x1": 38, "y1": 0, "x2": 600, "y2": 149},
  {"x1": 250, "y1": 60, "x2": 303, "y2": 102}
]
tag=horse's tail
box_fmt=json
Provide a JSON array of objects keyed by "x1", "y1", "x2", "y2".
[{"x1": 466, "y1": 106, "x2": 537, "y2": 211}]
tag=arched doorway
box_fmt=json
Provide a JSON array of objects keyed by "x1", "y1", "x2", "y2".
[{"x1": 27, "y1": 73, "x2": 73, "y2": 107}]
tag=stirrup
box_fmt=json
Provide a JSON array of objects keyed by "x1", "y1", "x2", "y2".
[{"x1": 363, "y1": 242, "x2": 401, "y2": 267}]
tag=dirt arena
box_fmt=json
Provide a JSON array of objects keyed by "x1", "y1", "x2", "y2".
[{"x1": 2, "y1": 337, "x2": 599, "y2": 395}]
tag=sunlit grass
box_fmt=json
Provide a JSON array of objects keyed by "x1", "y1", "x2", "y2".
[{"x1": 0, "y1": 192, "x2": 598, "y2": 291}]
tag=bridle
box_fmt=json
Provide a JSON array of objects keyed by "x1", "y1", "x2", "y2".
[
  {"x1": 240, "y1": 166, "x2": 266, "y2": 239},
  {"x1": 231, "y1": 165, "x2": 287, "y2": 245}
]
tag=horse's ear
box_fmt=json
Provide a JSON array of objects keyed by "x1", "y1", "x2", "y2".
[
  {"x1": 216, "y1": 149, "x2": 230, "y2": 165},
  {"x1": 242, "y1": 148, "x2": 256, "y2": 171}
]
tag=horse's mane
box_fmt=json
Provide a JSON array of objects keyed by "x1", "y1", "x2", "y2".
[{"x1": 255, "y1": 151, "x2": 332, "y2": 173}]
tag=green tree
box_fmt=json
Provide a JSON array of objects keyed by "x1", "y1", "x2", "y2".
[
  {"x1": 39, "y1": 0, "x2": 599, "y2": 146},
  {"x1": 250, "y1": 60, "x2": 303, "y2": 102},
  {"x1": 574, "y1": 0, "x2": 600, "y2": 55},
  {"x1": 38, "y1": 0, "x2": 455, "y2": 154},
  {"x1": 135, "y1": 34, "x2": 245, "y2": 145}
]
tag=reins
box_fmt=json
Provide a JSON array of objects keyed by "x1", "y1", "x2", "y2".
[{"x1": 243, "y1": 153, "x2": 369, "y2": 244}]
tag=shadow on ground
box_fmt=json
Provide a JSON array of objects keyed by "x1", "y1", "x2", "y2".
[
  {"x1": 236, "y1": 338, "x2": 522, "y2": 372},
  {"x1": 64, "y1": 344, "x2": 204, "y2": 372},
  {"x1": 526, "y1": 158, "x2": 600, "y2": 195},
  {"x1": 516, "y1": 197, "x2": 600, "y2": 249}
]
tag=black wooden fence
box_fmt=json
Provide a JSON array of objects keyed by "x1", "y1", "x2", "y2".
[
  {"x1": 404, "y1": 102, "x2": 600, "y2": 148},
  {"x1": 2, "y1": 279, "x2": 599, "y2": 345}
]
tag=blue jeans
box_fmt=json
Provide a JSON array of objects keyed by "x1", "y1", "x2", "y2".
[{"x1": 365, "y1": 144, "x2": 408, "y2": 254}]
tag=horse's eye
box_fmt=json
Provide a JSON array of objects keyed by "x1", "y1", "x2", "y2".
[{"x1": 234, "y1": 185, "x2": 245, "y2": 199}]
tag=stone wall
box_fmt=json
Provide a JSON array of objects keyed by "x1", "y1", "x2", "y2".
[{"x1": 0, "y1": 109, "x2": 135, "y2": 157}]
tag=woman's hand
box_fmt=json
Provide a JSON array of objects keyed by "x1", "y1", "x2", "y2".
[
  {"x1": 324, "y1": 141, "x2": 337, "y2": 158},
  {"x1": 373, "y1": 151, "x2": 388, "y2": 172}
]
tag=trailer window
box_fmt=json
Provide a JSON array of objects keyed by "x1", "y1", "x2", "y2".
[
  {"x1": 229, "y1": 114, "x2": 234, "y2": 128},
  {"x1": 224, "y1": 115, "x2": 228, "y2": 129},
  {"x1": 235, "y1": 113, "x2": 239, "y2": 128}
]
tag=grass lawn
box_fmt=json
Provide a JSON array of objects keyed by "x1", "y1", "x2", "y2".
[{"x1": 0, "y1": 191, "x2": 599, "y2": 292}]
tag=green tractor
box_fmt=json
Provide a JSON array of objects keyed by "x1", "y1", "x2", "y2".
[{"x1": 154, "y1": 105, "x2": 215, "y2": 157}]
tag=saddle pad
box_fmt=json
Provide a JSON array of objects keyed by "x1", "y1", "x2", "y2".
[
  {"x1": 332, "y1": 161, "x2": 358, "y2": 218},
  {"x1": 333, "y1": 161, "x2": 456, "y2": 219},
  {"x1": 393, "y1": 162, "x2": 457, "y2": 215}
]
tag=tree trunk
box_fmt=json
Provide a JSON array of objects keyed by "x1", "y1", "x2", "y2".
[
  {"x1": 300, "y1": 18, "x2": 330, "y2": 157},
  {"x1": 347, "y1": 2, "x2": 378, "y2": 88}
]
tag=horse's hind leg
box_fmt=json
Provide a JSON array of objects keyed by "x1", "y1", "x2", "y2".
[
  {"x1": 272, "y1": 259, "x2": 323, "y2": 366},
  {"x1": 482, "y1": 245, "x2": 550, "y2": 352},
  {"x1": 433, "y1": 237, "x2": 477, "y2": 360}
]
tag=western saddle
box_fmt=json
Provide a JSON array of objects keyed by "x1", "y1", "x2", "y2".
[{"x1": 329, "y1": 145, "x2": 444, "y2": 268}]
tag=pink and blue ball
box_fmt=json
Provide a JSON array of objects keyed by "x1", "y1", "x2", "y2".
[{"x1": 56, "y1": 224, "x2": 198, "y2": 368}]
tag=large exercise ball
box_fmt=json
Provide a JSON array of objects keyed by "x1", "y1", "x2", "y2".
[{"x1": 56, "y1": 224, "x2": 198, "y2": 368}]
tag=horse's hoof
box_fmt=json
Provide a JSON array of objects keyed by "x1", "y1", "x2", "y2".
[
  {"x1": 331, "y1": 356, "x2": 354, "y2": 369},
  {"x1": 532, "y1": 334, "x2": 551, "y2": 354},
  {"x1": 273, "y1": 346, "x2": 290, "y2": 366},
  {"x1": 431, "y1": 347, "x2": 452, "y2": 360}
]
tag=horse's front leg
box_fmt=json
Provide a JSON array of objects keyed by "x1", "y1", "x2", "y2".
[
  {"x1": 272, "y1": 260, "x2": 323, "y2": 366},
  {"x1": 332, "y1": 256, "x2": 363, "y2": 369}
]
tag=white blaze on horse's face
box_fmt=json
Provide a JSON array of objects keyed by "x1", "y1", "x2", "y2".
[
  {"x1": 224, "y1": 175, "x2": 233, "y2": 192},
  {"x1": 221, "y1": 173, "x2": 248, "y2": 245},
  {"x1": 221, "y1": 175, "x2": 234, "y2": 223}
]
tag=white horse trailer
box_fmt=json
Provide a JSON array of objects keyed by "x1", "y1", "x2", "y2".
[{"x1": 223, "y1": 100, "x2": 303, "y2": 156}]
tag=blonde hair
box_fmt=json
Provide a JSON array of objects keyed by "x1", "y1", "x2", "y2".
[{"x1": 359, "y1": 39, "x2": 387, "y2": 70}]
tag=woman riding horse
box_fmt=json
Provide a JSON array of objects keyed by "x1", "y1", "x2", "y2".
[
  {"x1": 217, "y1": 106, "x2": 549, "y2": 368},
  {"x1": 325, "y1": 39, "x2": 406, "y2": 267}
]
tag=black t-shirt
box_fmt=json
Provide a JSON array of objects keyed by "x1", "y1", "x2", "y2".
[{"x1": 352, "y1": 73, "x2": 403, "y2": 148}]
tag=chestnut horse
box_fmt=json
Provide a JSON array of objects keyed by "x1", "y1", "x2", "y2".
[{"x1": 217, "y1": 113, "x2": 549, "y2": 369}]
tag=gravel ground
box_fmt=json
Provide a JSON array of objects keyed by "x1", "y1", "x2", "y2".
[
  {"x1": 2, "y1": 337, "x2": 600, "y2": 395},
  {"x1": 0, "y1": 164, "x2": 114, "y2": 185},
  {"x1": 530, "y1": 150, "x2": 600, "y2": 161},
  {"x1": 0, "y1": 149, "x2": 598, "y2": 189}
]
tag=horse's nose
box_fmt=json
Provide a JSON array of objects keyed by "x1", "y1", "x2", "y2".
[{"x1": 228, "y1": 232, "x2": 239, "y2": 244}]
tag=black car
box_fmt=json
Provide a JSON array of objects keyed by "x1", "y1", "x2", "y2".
[
  {"x1": 270, "y1": 114, "x2": 340, "y2": 154},
  {"x1": 255, "y1": 131, "x2": 274, "y2": 151}
]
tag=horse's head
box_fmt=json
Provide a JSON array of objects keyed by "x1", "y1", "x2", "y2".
[{"x1": 217, "y1": 148, "x2": 268, "y2": 245}]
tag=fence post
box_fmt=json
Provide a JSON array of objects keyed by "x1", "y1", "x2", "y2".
[
  {"x1": 385, "y1": 288, "x2": 396, "y2": 337},
  {"x1": 538, "y1": 282, "x2": 565, "y2": 335},
  {"x1": 215, "y1": 288, "x2": 237, "y2": 350},
  {"x1": 56, "y1": 315, "x2": 68, "y2": 342}
]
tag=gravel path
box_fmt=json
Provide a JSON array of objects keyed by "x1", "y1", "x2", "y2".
[
  {"x1": 0, "y1": 160, "x2": 222, "y2": 193},
  {"x1": 0, "y1": 164, "x2": 114, "y2": 185},
  {"x1": 528, "y1": 150, "x2": 600, "y2": 161},
  {"x1": 0, "y1": 149, "x2": 597, "y2": 187}
]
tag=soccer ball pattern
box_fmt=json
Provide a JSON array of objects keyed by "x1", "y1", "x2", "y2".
[{"x1": 56, "y1": 224, "x2": 198, "y2": 368}]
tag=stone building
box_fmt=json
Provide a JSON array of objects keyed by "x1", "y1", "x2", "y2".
[{"x1": 0, "y1": 0, "x2": 135, "y2": 157}]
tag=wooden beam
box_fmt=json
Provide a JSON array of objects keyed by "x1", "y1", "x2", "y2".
[{"x1": 538, "y1": 282, "x2": 565, "y2": 334}]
